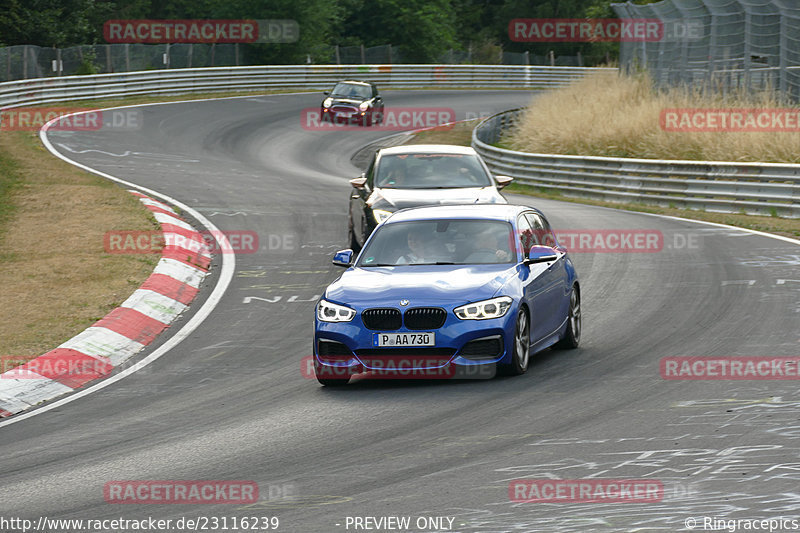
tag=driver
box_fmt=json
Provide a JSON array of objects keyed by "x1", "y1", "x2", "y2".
[
  {"x1": 466, "y1": 228, "x2": 512, "y2": 263},
  {"x1": 382, "y1": 161, "x2": 407, "y2": 187}
]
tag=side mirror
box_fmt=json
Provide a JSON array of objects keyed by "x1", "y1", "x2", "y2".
[
  {"x1": 323, "y1": 90, "x2": 330, "y2": 95},
  {"x1": 332, "y1": 249, "x2": 354, "y2": 267},
  {"x1": 495, "y1": 175, "x2": 513, "y2": 189},
  {"x1": 350, "y1": 173, "x2": 367, "y2": 189},
  {"x1": 525, "y1": 245, "x2": 558, "y2": 265}
]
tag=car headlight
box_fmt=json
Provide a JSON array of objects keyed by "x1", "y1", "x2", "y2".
[
  {"x1": 317, "y1": 300, "x2": 356, "y2": 322},
  {"x1": 454, "y1": 296, "x2": 513, "y2": 320},
  {"x1": 359, "y1": 101, "x2": 370, "y2": 111},
  {"x1": 323, "y1": 98, "x2": 333, "y2": 108},
  {"x1": 372, "y1": 209, "x2": 393, "y2": 223}
]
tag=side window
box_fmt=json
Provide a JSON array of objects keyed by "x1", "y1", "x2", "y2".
[
  {"x1": 517, "y1": 215, "x2": 535, "y2": 255},
  {"x1": 525, "y1": 213, "x2": 556, "y2": 247}
]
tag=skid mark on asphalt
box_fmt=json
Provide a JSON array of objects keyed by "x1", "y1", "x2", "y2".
[{"x1": 55, "y1": 142, "x2": 200, "y2": 162}]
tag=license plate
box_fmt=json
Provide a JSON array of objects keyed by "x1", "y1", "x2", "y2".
[
  {"x1": 337, "y1": 112, "x2": 353, "y2": 118},
  {"x1": 373, "y1": 332, "x2": 435, "y2": 347}
]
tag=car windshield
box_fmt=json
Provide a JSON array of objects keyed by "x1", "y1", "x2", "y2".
[
  {"x1": 374, "y1": 153, "x2": 493, "y2": 189},
  {"x1": 331, "y1": 82, "x2": 371, "y2": 99},
  {"x1": 358, "y1": 219, "x2": 516, "y2": 266}
]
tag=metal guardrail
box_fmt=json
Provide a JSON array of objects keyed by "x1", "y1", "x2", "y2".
[
  {"x1": 472, "y1": 109, "x2": 800, "y2": 218},
  {"x1": 0, "y1": 64, "x2": 615, "y2": 109}
]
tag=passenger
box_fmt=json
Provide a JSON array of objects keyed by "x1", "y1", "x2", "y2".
[{"x1": 396, "y1": 227, "x2": 433, "y2": 264}]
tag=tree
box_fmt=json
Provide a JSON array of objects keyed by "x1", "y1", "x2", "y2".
[{"x1": 343, "y1": 0, "x2": 457, "y2": 63}]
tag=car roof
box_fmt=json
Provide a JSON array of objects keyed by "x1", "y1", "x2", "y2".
[
  {"x1": 377, "y1": 144, "x2": 477, "y2": 156},
  {"x1": 385, "y1": 204, "x2": 536, "y2": 224},
  {"x1": 336, "y1": 80, "x2": 372, "y2": 86}
]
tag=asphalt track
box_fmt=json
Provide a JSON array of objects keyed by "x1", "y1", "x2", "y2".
[{"x1": 1, "y1": 90, "x2": 799, "y2": 532}]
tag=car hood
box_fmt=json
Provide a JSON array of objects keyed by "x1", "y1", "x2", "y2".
[
  {"x1": 369, "y1": 187, "x2": 506, "y2": 211},
  {"x1": 324, "y1": 264, "x2": 517, "y2": 306},
  {"x1": 329, "y1": 97, "x2": 367, "y2": 106}
]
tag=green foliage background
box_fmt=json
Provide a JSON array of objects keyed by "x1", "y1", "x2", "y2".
[{"x1": 0, "y1": 0, "x2": 635, "y2": 64}]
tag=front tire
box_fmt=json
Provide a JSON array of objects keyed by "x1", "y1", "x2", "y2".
[
  {"x1": 505, "y1": 308, "x2": 530, "y2": 375},
  {"x1": 555, "y1": 286, "x2": 581, "y2": 349}
]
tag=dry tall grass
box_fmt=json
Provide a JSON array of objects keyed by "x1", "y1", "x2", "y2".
[{"x1": 508, "y1": 71, "x2": 800, "y2": 163}]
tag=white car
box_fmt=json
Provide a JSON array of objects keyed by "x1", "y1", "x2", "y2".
[{"x1": 347, "y1": 144, "x2": 513, "y2": 250}]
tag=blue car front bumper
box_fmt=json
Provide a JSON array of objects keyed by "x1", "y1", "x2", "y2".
[{"x1": 314, "y1": 300, "x2": 519, "y2": 377}]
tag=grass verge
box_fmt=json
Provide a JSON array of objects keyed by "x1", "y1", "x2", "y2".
[
  {"x1": 508, "y1": 71, "x2": 800, "y2": 163},
  {"x1": 0, "y1": 89, "x2": 313, "y2": 369},
  {"x1": 0, "y1": 130, "x2": 159, "y2": 361}
]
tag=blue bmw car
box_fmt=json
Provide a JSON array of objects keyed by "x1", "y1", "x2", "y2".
[{"x1": 313, "y1": 204, "x2": 581, "y2": 386}]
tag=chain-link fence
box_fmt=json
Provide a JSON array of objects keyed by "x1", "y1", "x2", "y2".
[
  {"x1": 0, "y1": 43, "x2": 243, "y2": 81},
  {"x1": 612, "y1": 0, "x2": 800, "y2": 101},
  {"x1": 1, "y1": 42, "x2": 587, "y2": 82}
]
